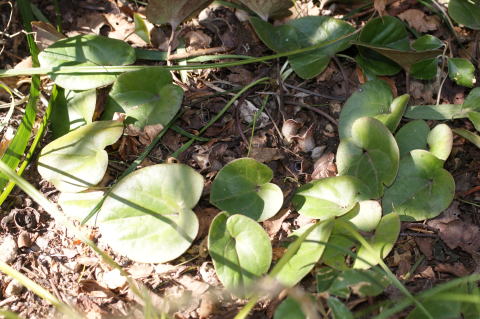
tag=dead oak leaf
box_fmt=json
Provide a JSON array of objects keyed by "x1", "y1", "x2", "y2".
[{"x1": 398, "y1": 9, "x2": 439, "y2": 33}]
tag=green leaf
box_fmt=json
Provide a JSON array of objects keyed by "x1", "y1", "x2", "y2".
[
  {"x1": 448, "y1": 0, "x2": 480, "y2": 30},
  {"x1": 58, "y1": 191, "x2": 104, "y2": 226},
  {"x1": 98, "y1": 163, "x2": 203, "y2": 263},
  {"x1": 293, "y1": 176, "x2": 370, "y2": 219},
  {"x1": 453, "y1": 128, "x2": 480, "y2": 148},
  {"x1": 410, "y1": 58, "x2": 438, "y2": 80},
  {"x1": 134, "y1": 13, "x2": 151, "y2": 44},
  {"x1": 353, "y1": 213, "x2": 400, "y2": 269},
  {"x1": 274, "y1": 297, "x2": 306, "y2": 319},
  {"x1": 407, "y1": 286, "x2": 465, "y2": 319},
  {"x1": 338, "y1": 80, "x2": 408, "y2": 139},
  {"x1": 108, "y1": 68, "x2": 183, "y2": 129},
  {"x1": 326, "y1": 267, "x2": 390, "y2": 298},
  {"x1": 427, "y1": 124, "x2": 453, "y2": 161},
  {"x1": 395, "y1": 120, "x2": 430, "y2": 158},
  {"x1": 327, "y1": 297, "x2": 354, "y2": 319},
  {"x1": 340, "y1": 200, "x2": 382, "y2": 232},
  {"x1": 448, "y1": 58, "x2": 476, "y2": 87},
  {"x1": 273, "y1": 219, "x2": 334, "y2": 287},
  {"x1": 322, "y1": 231, "x2": 356, "y2": 270},
  {"x1": 337, "y1": 117, "x2": 400, "y2": 198},
  {"x1": 37, "y1": 121, "x2": 124, "y2": 193},
  {"x1": 356, "y1": 16, "x2": 409, "y2": 75},
  {"x1": 468, "y1": 111, "x2": 480, "y2": 131},
  {"x1": 382, "y1": 150, "x2": 455, "y2": 221},
  {"x1": 50, "y1": 89, "x2": 96, "y2": 138},
  {"x1": 411, "y1": 35, "x2": 444, "y2": 51},
  {"x1": 208, "y1": 212, "x2": 271, "y2": 296},
  {"x1": 210, "y1": 158, "x2": 283, "y2": 221},
  {"x1": 238, "y1": 0, "x2": 293, "y2": 21},
  {"x1": 38, "y1": 35, "x2": 135, "y2": 90},
  {"x1": 146, "y1": 0, "x2": 212, "y2": 29},
  {"x1": 250, "y1": 16, "x2": 355, "y2": 79}
]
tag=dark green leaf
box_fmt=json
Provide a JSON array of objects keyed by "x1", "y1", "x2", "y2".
[
  {"x1": 210, "y1": 158, "x2": 283, "y2": 221},
  {"x1": 108, "y1": 68, "x2": 183, "y2": 129},
  {"x1": 238, "y1": 0, "x2": 293, "y2": 21},
  {"x1": 395, "y1": 120, "x2": 430, "y2": 157},
  {"x1": 453, "y1": 128, "x2": 480, "y2": 148},
  {"x1": 38, "y1": 35, "x2": 135, "y2": 90},
  {"x1": 448, "y1": 0, "x2": 480, "y2": 30},
  {"x1": 327, "y1": 297, "x2": 354, "y2": 319},
  {"x1": 274, "y1": 297, "x2": 306, "y2": 319},
  {"x1": 410, "y1": 58, "x2": 438, "y2": 80},
  {"x1": 468, "y1": 111, "x2": 480, "y2": 131},
  {"x1": 411, "y1": 35, "x2": 444, "y2": 50},
  {"x1": 448, "y1": 58, "x2": 476, "y2": 87},
  {"x1": 208, "y1": 212, "x2": 271, "y2": 296}
]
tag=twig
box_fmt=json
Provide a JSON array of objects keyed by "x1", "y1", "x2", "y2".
[
  {"x1": 283, "y1": 83, "x2": 345, "y2": 101},
  {"x1": 285, "y1": 101, "x2": 338, "y2": 126}
]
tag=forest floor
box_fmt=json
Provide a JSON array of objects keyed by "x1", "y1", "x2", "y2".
[{"x1": 1, "y1": 0, "x2": 480, "y2": 318}]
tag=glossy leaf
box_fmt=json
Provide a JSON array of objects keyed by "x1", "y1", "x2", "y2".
[
  {"x1": 411, "y1": 35, "x2": 444, "y2": 51},
  {"x1": 210, "y1": 158, "x2": 283, "y2": 221},
  {"x1": 273, "y1": 219, "x2": 334, "y2": 287},
  {"x1": 58, "y1": 191, "x2": 104, "y2": 226},
  {"x1": 208, "y1": 212, "x2": 271, "y2": 296},
  {"x1": 337, "y1": 117, "x2": 400, "y2": 198},
  {"x1": 38, "y1": 121, "x2": 124, "y2": 193},
  {"x1": 382, "y1": 150, "x2": 455, "y2": 221},
  {"x1": 134, "y1": 13, "x2": 151, "y2": 44},
  {"x1": 448, "y1": 0, "x2": 480, "y2": 30},
  {"x1": 274, "y1": 297, "x2": 306, "y2": 319},
  {"x1": 410, "y1": 58, "x2": 438, "y2": 80},
  {"x1": 353, "y1": 213, "x2": 400, "y2": 269},
  {"x1": 356, "y1": 16, "x2": 409, "y2": 75},
  {"x1": 448, "y1": 58, "x2": 476, "y2": 87},
  {"x1": 50, "y1": 89, "x2": 96, "y2": 138},
  {"x1": 395, "y1": 120, "x2": 430, "y2": 157},
  {"x1": 293, "y1": 176, "x2": 370, "y2": 219},
  {"x1": 338, "y1": 80, "x2": 408, "y2": 139},
  {"x1": 328, "y1": 298, "x2": 354, "y2": 319},
  {"x1": 146, "y1": 0, "x2": 212, "y2": 29},
  {"x1": 250, "y1": 16, "x2": 355, "y2": 79},
  {"x1": 468, "y1": 111, "x2": 480, "y2": 131},
  {"x1": 108, "y1": 68, "x2": 183, "y2": 129},
  {"x1": 238, "y1": 0, "x2": 293, "y2": 21},
  {"x1": 98, "y1": 164, "x2": 204, "y2": 263},
  {"x1": 340, "y1": 200, "x2": 382, "y2": 232},
  {"x1": 427, "y1": 124, "x2": 453, "y2": 161},
  {"x1": 38, "y1": 35, "x2": 135, "y2": 90}
]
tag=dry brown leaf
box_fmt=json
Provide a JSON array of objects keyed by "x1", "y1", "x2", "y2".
[
  {"x1": 184, "y1": 30, "x2": 211, "y2": 50},
  {"x1": 294, "y1": 125, "x2": 315, "y2": 153},
  {"x1": 250, "y1": 147, "x2": 284, "y2": 163},
  {"x1": 31, "y1": 21, "x2": 66, "y2": 50},
  {"x1": 311, "y1": 152, "x2": 336, "y2": 180},
  {"x1": 146, "y1": 0, "x2": 212, "y2": 29},
  {"x1": 398, "y1": 9, "x2": 439, "y2": 33},
  {"x1": 374, "y1": 0, "x2": 387, "y2": 16},
  {"x1": 263, "y1": 209, "x2": 291, "y2": 239},
  {"x1": 282, "y1": 119, "x2": 302, "y2": 143},
  {"x1": 414, "y1": 237, "x2": 434, "y2": 260},
  {"x1": 195, "y1": 207, "x2": 220, "y2": 239},
  {"x1": 0, "y1": 127, "x2": 14, "y2": 157},
  {"x1": 79, "y1": 280, "x2": 115, "y2": 298},
  {"x1": 435, "y1": 262, "x2": 471, "y2": 277}
]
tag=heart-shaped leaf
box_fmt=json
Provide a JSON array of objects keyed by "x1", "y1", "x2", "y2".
[
  {"x1": 293, "y1": 176, "x2": 370, "y2": 219},
  {"x1": 449, "y1": 0, "x2": 480, "y2": 30},
  {"x1": 238, "y1": 0, "x2": 293, "y2": 21},
  {"x1": 337, "y1": 117, "x2": 400, "y2": 198},
  {"x1": 338, "y1": 80, "x2": 409, "y2": 139},
  {"x1": 50, "y1": 89, "x2": 97, "y2": 138},
  {"x1": 208, "y1": 212, "x2": 271, "y2": 296},
  {"x1": 427, "y1": 124, "x2": 453, "y2": 161},
  {"x1": 448, "y1": 57, "x2": 476, "y2": 87},
  {"x1": 108, "y1": 68, "x2": 183, "y2": 129},
  {"x1": 382, "y1": 150, "x2": 455, "y2": 221},
  {"x1": 250, "y1": 16, "x2": 355, "y2": 79},
  {"x1": 98, "y1": 163, "x2": 204, "y2": 263},
  {"x1": 146, "y1": 0, "x2": 212, "y2": 29},
  {"x1": 274, "y1": 297, "x2": 306, "y2": 319},
  {"x1": 273, "y1": 219, "x2": 334, "y2": 287},
  {"x1": 353, "y1": 213, "x2": 400, "y2": 269},
  {"x1": 210, "y1": 158, "x2": 283, "y2": 221},
  {"x1": 38, "y1": 35, "x2": 135, "y2": 90},
  {"x1": 38, "y1": 121, "x2": 124, "y2": 193},
  {"x1": 339, "y1": 200, "x2": 382, "y2": 232},
  {"x1": 405, "y1": 87, "x2": 480, "y2": 120},
  {"x1": 355, "y1": 16, "x2": 409, "y2": 75},
  {"x1": 58, "y1": 191, "x2": 104, "y2": 226},
  {"x1": 395, "y1": 120, "x2": 430, "y2": 157}
]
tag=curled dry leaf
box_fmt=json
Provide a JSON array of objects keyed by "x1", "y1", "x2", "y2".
[
  {"x1": 250, "y1": 147, "x2": 284, "y2": 163},
  {"x1": 398, "y1": 9, "x2": 439, "y2": 33},
  {"x1": 311, "y1": 152, "x2": 337, "y2": 180},
  {"x1": 282, "y1": 119, "x2": 302, "y2": 143},
  {"x1": 294, "y1": 125, "x2": 315, "y2": 152},
  {"x1": 146, "y1": 0, "x2": 212, "y2": 29}
]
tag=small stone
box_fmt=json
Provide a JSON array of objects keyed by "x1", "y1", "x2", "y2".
[
  {"x1": 0, "y1": 236, "x2": 18, "y2": 263},
  {"x1": 325, "y1": 123, "x2": 334, "y2": 133},
  {"x1": 5, "y1": 279, "x2": 23, "y2": 297}
]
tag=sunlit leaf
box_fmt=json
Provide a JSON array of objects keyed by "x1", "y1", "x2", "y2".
[
  {"x1": 98, "y1": 163, "x2": 204, "y2": 263},
  {"x1": 58, "y1": 191, "x2": 104, "y2": 226},
  {"x1": 448, "y1": 57, "x2": 476, "y2": 87},
  {"x1": 453, "y1": 128, "x2": 480, "y2": 148},
  {"x1": 108, "y1": 68, "x2": 183, "y2": 129},
  {"x1": 293, "y1": 176, "x2": 370, "y2": 219},
  {"x1": 250, "y1": 16, "x2": 355, "y2": 79},
  {"x1": 38, "y1": 121, "x2": 124, "y2": 193},
  {"x1": 427, "y1": 124, "x2": 453, "y2": 161},
  {"x1": 210, "y1": 158, "x2": 283, "y2": 221},
  {"x1": 38, "y1": 35, "x2": 135, "y2": 90},
  {"x1": 208, "y1": 212, "x2": 271, "y2": 296},
  {"x1": 146, "y1": 0, "x2": 212, "y2": 29},
  {"x1": 337, "y1": 117, "x2": 400, "y2": 198},
  {"x1": 340, "y1": 200, "x2": 382, "y2": 232},
  {"x1": 134, "y1": 13, "x2": 151, "y2": 44}
]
